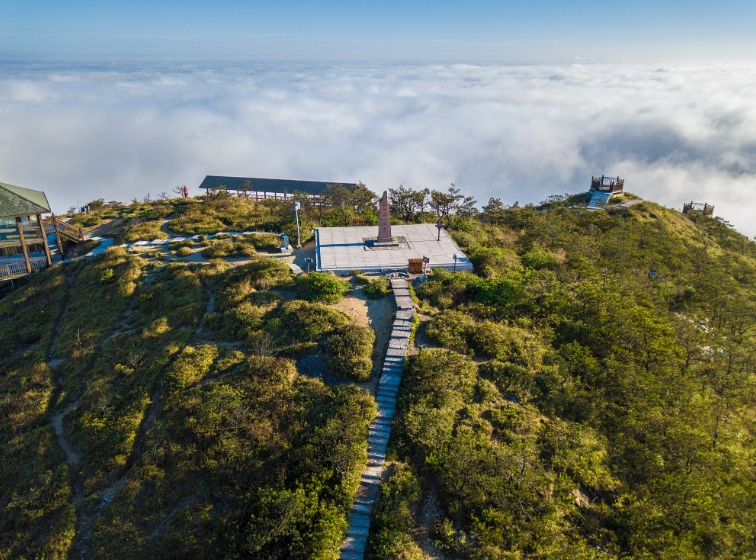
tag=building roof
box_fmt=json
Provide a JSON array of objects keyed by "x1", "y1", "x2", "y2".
[
  {"x1": 198, "y1": 176, "x2": 356, "y2": 196},
  {"x1": 0, "y1": 182, "x2": 51, "y2": 218}
]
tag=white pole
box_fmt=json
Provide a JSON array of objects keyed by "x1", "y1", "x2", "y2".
[{"x1": 294, "y1": 202, "x2": 302, "y2": 248}]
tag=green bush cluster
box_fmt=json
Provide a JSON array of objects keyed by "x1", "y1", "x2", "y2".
[
  {"x1": 363, "y1": 277, "x2": 391, "y2": 299},
  {"x1": 366, "y1": 463, "x2": 422, "y2": 559},
  {"x1": 326, "y1": 325, "x2": 375, "y2": 381},
  {"x1": 200, "y1": 239, "x2": 256, "y2": 259},
  {"x1": 295, "y1": 272, "x2": 350, "y2": 304},
  {"x1": 392, "y1": 349, "x2": 617, "y2": 557},
  {"x1": 426, "y1": 310, "x2": 547, "y2": 364},
  {"x1": 174, "y1": 246, "x2": 193, "y2": 257}
]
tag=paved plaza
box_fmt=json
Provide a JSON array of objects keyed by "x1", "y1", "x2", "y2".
[{"x1": 315, "y1": 223, "x2": 472, "y2": 274}]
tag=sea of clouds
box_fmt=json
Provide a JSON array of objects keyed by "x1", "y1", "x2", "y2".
[{"x1": 1, "y1": 60, "x2": 755, "y2": 236}]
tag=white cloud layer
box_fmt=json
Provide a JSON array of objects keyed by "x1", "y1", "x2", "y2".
[{"x1": 1, "y1": 61, "x2": 755, "y2": 236}]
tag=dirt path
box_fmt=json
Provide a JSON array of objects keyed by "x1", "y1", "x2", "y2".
[
  {"x1": 328, "y1": 286, "x2": 394, "y2": 396},
  {"x1": 159, "y1": 214, "x2": 175, "y2": 236},
  {"x1": 51, "y1": 402, "x2": 82, "y2": 470}
]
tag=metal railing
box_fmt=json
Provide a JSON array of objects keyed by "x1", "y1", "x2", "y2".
[{"x1": 0, "y1": 257, "x2": 47, "y2": 279}]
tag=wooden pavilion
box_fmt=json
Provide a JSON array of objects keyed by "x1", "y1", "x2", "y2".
[
  {"x1": 198, "y1": 176, "x2": 356, "y2": 201},
  {"x1": 0, "y1": 182, "x2": 82, "y2": 281}
]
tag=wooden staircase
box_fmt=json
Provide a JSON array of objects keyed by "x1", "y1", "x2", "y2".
[
  {"x1": 1, "y1": 217, "x2": 83, "y2": 282},
  {"x1": 43, "y1": 216, "x2": 84, "y2": 243}
]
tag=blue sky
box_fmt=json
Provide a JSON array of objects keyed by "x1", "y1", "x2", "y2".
[
  {"x1": 3, "y1": 0, "x2": 755, "y2": 60},
  {"x1": 1, "y1": 3, "x2": 755, "y2": 236}
]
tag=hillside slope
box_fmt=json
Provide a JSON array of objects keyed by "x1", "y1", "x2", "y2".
[
  {"x1": 2, "y1": 193, "x2": 756, "y2": 560},
  {"x1": 369, "y1": 200, "x2": 756, "y2": 559},
  {"x1": 1, "y1": 247, "x2": 377, "y2": 560}
]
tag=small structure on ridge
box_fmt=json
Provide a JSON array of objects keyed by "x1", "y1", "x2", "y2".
[
  {"x1": 590, "y1": 175, "x2": 624, "y2": 195},
  {"x1": 682, "y1": 201, "x2": 714, "y2": 217}
]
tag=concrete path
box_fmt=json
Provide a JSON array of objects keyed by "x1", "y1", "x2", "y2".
[{"x1": 339, "y1": 278, "x2": 414, "y2": 560}]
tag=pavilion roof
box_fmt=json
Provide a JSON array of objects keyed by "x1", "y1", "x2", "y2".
[
  {"x1": 0, "y1": 182, "x2": 51, "y2": 218},
  {"x1": 198, "y1": 176, "x2": 356, "y2": 196}
]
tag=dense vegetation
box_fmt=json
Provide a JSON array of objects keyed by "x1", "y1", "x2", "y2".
[
  {"x1": 1, "y1": 248, "x2": 374, "y2": 559},
  {"x1": 368, "y1": 198, "x2": 756, "y2": 559},
  {"x1": 3, "y1": 185, "x2": 756, "y2": 560}
]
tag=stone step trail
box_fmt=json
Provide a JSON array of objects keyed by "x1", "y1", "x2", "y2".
[
  {"x1": 339, "y1": 278, "x2": 414, "y2": 560},
  {"x1": 587, "y1": 191, "x2": 611, "y2": 210}
]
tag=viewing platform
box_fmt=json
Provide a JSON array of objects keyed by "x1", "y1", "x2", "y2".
[
  {"x1": 682, "y1": 201, "x2": 714, "y2": 217},
  {"x1": 590, "y1": 175, "x2": 624, "y2": 194}
]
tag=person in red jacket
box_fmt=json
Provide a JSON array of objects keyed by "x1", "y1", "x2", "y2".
[{"x1": 183, "y1": 186, "x2": 189, "y2": 198}]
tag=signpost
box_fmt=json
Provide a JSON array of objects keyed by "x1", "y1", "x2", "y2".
[
  {"x1": 435, "y1": 219, "x2": 444, "y2": 241},
  {"x1": 422, "y1": 255, "x2": 430, "y2": 275},
  {"x1": 304, "y1": 257, "x2": 313, "y2": 273}
]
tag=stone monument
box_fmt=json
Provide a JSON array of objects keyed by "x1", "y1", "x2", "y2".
[{"x1": 377, "y1": 191, "x2": 393, "y2": 243}]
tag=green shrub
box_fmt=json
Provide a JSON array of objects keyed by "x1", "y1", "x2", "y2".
[
  {"x1": 363, "y1": 277, "x2": 391, "y2": 299},
  {"x1": 366, "y1": 463, "x2": 422, "y2": 559},
  {"x1": 223, "y1": 301, "x2": 266, "y2": 340},
  {"x1": 295, "y1": 272, "x2": 350, "y2": 304},
  {"x1": 175, "y1": 246, "x2": 193, "y2": 257},
  {"x1": 520, "y1": 246, "x2": 558, "y2": 270},
  {"x1": 164, "y1": 344, "x2": 219, "y2": 393},
  {"x1": 276, "y1": 300, "x2": 350, "y2": 342},
  {"x1": 354, "y1": 274, "x2": 371, "y2": 286},
  {"x1": 226, "y1": 257, "x2": 292, "y2": 292},
  {"x1": 350, "y1": 269, "x2": 365, "y2": 276},
  {"x1": 169, "y1": 240, "x2": 194, "y2": 250},
  {"x1": 326, "y1": 325, "x2": 375, "y2": 381},
  {"x1": 70, "y1": 213, "x2": 102, "y2": 228},
  {"x1": 118, "y1": 221, "x2": 167, "y2": 243},
  {"x1": 415, "y1": 269, "x2": 474, "y2": 309},
  {"x1": 242, "y1": 233, "x2": 280, "y2": 252},
  {"x1": 201, "y1": 240, "x2": 256, "y2": 259},
  {"x1": 469, "y1": 247, "x2": 521, "y2": 277},
  {"x1": 426, "y1": 310, "x2": 475, "y2": 354}
]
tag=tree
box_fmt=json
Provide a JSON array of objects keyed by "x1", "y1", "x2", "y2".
[
  {"x1": 457, "y1": 195, "x2": 478, "y2": 218},
  {"x1": 429, "y1": 184, "x2": 464, "y2": 217},
  {"x1": 172, "y1": 184, "x2": 186, "y2": 197},
  {"x1": 481, "y1": 198, "x2": 506, "y2": 224},
  {"x1": 350, "y1": 181, "x2": 378, "y2": 214},
  {"x1": 389, "y1": 185, "x2": 417, "y2": 222}
]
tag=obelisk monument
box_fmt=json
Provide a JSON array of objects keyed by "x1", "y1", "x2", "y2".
[{"x1": 377, "y1": 191, "x2": 393, "y2": 242}]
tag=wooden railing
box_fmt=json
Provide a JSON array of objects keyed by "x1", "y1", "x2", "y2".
[
  {"x1": 43, "y1": 217, "x2": 84, "y2": 242},
  {"x1": 0, "y1": 257, "x2": 47, "y2": 279}
]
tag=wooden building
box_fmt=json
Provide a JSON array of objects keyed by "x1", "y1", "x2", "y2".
[
  {"x1": 590, "y1": 175, "x2": 625, "y2": 194},
  {"x1": 0, "y1": 182, "x2": 82, "y2": 282},
  {"x1": 682, "y1": 201, "x2": 714, "y2": 217},
  {"x1": 198, "y1": 176, "x2": 356, "y2": 200}
]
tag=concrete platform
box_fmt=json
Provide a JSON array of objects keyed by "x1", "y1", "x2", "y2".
[{"x1": 316, "y1": 223, "x2": 472, "y2": 275}]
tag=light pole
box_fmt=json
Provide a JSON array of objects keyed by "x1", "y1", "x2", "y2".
[
  {"x1": 453, "y1": 254, "x2": 458, "y2": 273},
  {"x1": 294, "y1": 202, "x2": 302, "y2": 248},
  {"x1": 435, "y1": 219, "x2": 444, "y2": 241}
]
